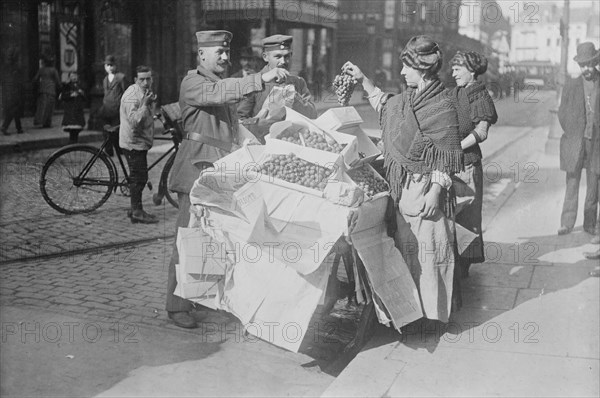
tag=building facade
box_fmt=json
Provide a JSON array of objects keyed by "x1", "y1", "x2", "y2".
[
  {"x1": 1, "y1": 0, "x2": 338, "y2": 119},
  {"x1": 510, "y1": 3, "x2": 600, "y2": 77},
  {"x1": 199, "y1": 0, "x2": 338, "y2": 94},
  {"x1": 458, "y1": 0, "x2": 510, "y2": 76},
  {"x1": 335, "y1": 0, "x2": 487, "y2": 91}
]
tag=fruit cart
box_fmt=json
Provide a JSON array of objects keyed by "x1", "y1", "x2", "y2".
[{"x1": 174, "y1": 107, "x2": 424, "y2": 353}]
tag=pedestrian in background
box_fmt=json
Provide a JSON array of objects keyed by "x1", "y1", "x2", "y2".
[
  {"x1": 100, "y1": 55, "x2": 128, "y2": 156},
  {"x1": 557, "y1": 42, "x2": 600, "y2": 238},
  {"x1": 32, "y1": 55, "x2": 60, "y2": 128},
  {"x1": 165, "y1": 30, "x2": 289, "y2": 329},
  {"x1": 119, "y1": 65, "x2": 158, "y2": 224},
  {"x1": 230, "y1": 46, "x2": 257, "y2": 78},
  {"x1": 1, "y1": 47, "x2": 24, "y2": 135},
  {"x1": 59, "y1": 71, "x2": 86, "y2": 143}
]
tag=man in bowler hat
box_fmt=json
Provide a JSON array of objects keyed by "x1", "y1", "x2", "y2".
[
  {"x1": 165, "y1": 30, "x2": 289, "y2": 329},
  {"x1": 231, "y1": 46, "x2": 257, "y2": 78},
  {"x1": 557, "y1": 42, "x2": 600, "y2": 241}
]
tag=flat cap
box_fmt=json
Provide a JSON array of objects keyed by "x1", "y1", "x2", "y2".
[
  {"x1": 262, "y1": 34, "x2": 293, "y2": 51},
  {"x1": 196, "y1": 30, "x2": 232, "y2": 47}
]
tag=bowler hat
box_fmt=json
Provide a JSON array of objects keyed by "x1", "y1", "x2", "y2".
[
  {"x1": 104, "y1": 55, "x2": 117, "y2": 65},
  {"x1": 196, "y1": 30, "x2": 232, "y2": 47},
  {"x1": 573, "y1": 42, "x2": 600, "y2": 64},
  {"x1": 239, "y1": 47, "x2": 254, "y2": 59},
  {"x1": 262, "y1": 34, "x2": 293, "y2": 51}
]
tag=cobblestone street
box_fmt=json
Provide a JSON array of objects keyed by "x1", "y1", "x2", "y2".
[{"x1": 0, "y1": 148, "x2": 179, "y2": 263}]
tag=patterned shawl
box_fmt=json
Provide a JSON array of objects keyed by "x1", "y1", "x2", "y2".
[
  {"x1": 452, "y1": 81, "x2": 498, "y2": 165},
  {"x1": 381, "y1": 79, "x2": 463, "y2": 202}
]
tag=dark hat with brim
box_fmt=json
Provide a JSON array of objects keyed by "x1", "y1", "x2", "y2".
[
  {"x1": 574, "y1": 42, "x2": 600, "y2": 64},
  {"x1": 196, "y1": 30, "x2": 233, "y2": 48},
  {"x1": 104, "y1": 55, "x2": 116, "y2": 65},
  {"x1": 262, "y1": 34, "x2": 293, "y2": 51},
  {"x1": 239, "y1": 47, "x2": 255, "y2": 59}
]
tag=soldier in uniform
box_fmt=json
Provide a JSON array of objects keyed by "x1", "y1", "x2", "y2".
[
  {"x1": 237, "y1": 34, "x2": 317, "y2": 130},
  {"x1": 165, "y1": 30, "x2": 289, "y2": 329}
]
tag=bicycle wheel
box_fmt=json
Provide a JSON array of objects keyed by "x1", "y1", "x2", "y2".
[
  {"x1": 160, "y1": 151, "x2": 178, "y2": 209},
  {"x1": 40, "y1": 145, "x2": 116, "y2": 214}
]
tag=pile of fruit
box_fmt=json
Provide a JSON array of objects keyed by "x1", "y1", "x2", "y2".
[
  {"x1": 277, "y1": 127, "x2": 303, "y2": 145},
  {"x1": 276, "y1": 126, "x2": 345, "y2": 153},
  {"x1": 348, "y1": 166, "x2": 389, "y2": 197},
  {"x1": 332, "y1": 73, "x2": 358, "y2": 106},
  {"x1": 300, "y1": 130, "x2": 344, "y2": 153},
  {"x1": 259, "y1": 154, "x2": 333, "y2": 191}
]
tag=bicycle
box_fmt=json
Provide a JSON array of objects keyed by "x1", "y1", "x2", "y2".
[{"x1": 39, "y1": 104, "x2": 183, "y2": 215}]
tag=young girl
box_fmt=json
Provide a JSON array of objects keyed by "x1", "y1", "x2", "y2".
[{"x1": 59, "y1": 72, "x2": 86, "y2": 143}]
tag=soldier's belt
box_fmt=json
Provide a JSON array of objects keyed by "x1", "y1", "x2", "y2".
[{"x1": 186, "y1": 132, "x2": 232, "y2": 152}]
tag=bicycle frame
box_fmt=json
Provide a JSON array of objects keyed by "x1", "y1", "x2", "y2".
[
  {"x1": 147, "y1": 136, "x2": 178, "y2": 172},
  {"x1": 76, "y1": 111, "x2": 179, "y2": 192},
  {"x1": 73, "y1": 138, "x2": 117, "y2": 188}
]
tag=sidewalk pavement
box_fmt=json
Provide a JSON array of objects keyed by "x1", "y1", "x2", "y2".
[
  {"x1": 0, "y1": 90, "x2": 370, "y2": 156},
  {"x1": 0, "y1": 305, "x2": 334, "y2": 398},
  {"x1": 0, "y1": 111, "x2": 103, "y2": 156},
  {"x1": 321, "y1": 127, "x2": 600, "y2": 397}
]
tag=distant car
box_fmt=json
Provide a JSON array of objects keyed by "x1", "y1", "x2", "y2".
[{"x1": 515, "y1": 62, "x2": 558, "y2": 90}]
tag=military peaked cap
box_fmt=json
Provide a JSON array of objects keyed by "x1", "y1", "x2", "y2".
[
  {"x1": 196, "y1": 30, "x2": 233, "y2": 47},
  {"x1": 262, "y1": 34, "x2": 293, "y2": 51}
]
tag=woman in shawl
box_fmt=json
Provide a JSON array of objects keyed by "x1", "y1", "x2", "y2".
[
  {"x1": 449, "y1": 51, "x2": 497, "y2": 284},
  {"x1": 343, "y1": 36, "x2": 463, "y2": 323}
]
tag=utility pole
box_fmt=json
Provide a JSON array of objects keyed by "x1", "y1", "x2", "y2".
[
  {"x1": 546, "y1": 0, "x2": 569, "y2": 155},
  {"x1": 559, "y1": 0, "x2": 570, "y2": 93},
  {"x1": 267, "y1": 0, "x2": 276, "y2": 36}
]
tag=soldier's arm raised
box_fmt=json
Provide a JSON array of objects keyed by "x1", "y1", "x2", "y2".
[{"x1": 181, "y1": 73, "x2": 263, "y2": 106}]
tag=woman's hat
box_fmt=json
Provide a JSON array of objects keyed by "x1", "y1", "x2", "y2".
[{"x1": 573, "y1": 42, "x2": 600, "y2": 64}]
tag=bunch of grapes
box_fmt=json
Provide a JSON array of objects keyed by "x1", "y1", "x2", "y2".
[
  {"x1": 348, "y1": 165, "x2": 389, "y2": 197},
  {"x1": 332, "y1": 73, "x2": 357, "y2": 106},
  {"x1": 260, "y1": 153, "x2": 333, "y2": 191}
]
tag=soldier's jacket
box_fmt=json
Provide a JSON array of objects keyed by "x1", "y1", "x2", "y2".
[
  {"x1": 168, "y1": 66, "x2": 263, "y2": 194},
  {"x1": 237, "y1": 65, "x2": 317, "y2": 120}
]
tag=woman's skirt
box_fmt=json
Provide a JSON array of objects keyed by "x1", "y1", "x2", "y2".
[
  {"x1": 394, "y1": 174, "x2": 456, "y2": 323},
  {"x1": 34, "y1": 93, "x2": 56, "y2": 127},
  {"x1": 453, "y1": 162, "x2": 485, "y2": 268}
]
